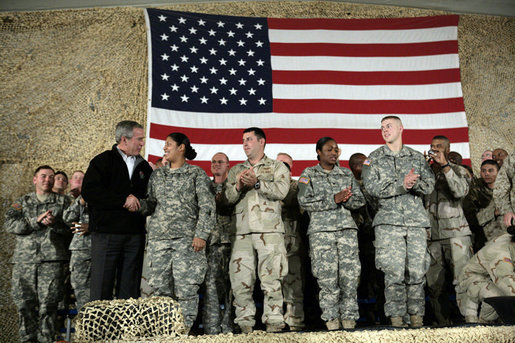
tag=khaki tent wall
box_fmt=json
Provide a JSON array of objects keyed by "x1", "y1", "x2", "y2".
[{"x1": 0, "y1": 1, "x2": 513, "y2": 341}]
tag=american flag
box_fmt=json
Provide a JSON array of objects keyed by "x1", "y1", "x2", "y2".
[{"x1": 144, "y1": 9, "x2": 469, "y2": 176}]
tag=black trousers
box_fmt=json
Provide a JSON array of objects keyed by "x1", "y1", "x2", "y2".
[{"x1": 90, "y1": 232, "x2": 145, "y2": 301}]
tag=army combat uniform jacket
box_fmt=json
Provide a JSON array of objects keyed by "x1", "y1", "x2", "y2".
[
  {"x1": 141, "y1": 163, "x2": 215, "y2": 241},
  {"x1": 428, "y1": 163, "x2": 472, "y2": 240},
  {"x1": 209, "y1": 180, "x2": 234, "y2": 245},
  {"x1": 298, "y1": 165, "x2": 366, "y2": 234},
  {"x1": 225, "y1": 155, "x2": 290, "y2": 234},
  {"x1": 5, "y1": 192, "x2": 72, "y2": 263},
  {"x1": 362, "y1": 145, "x2": 435, "y2": 228}
]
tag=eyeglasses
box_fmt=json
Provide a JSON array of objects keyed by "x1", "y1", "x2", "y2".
[{"x1": 211, "y1": 160, "x2": 228, "y2": 164}]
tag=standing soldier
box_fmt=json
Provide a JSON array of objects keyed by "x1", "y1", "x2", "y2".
[
  {"x1": 203, "y1": 152, "x2": 234, "y2": 334},
  {"x1": 224, "y1": 127, "x2": 290, "y2": 333},
  {"x1": 63, "y1": 194, "x2": 90, "y2": 311},
  {"x1": 426, "y1": 135, "x2": 478, "y2": 324},
  {"x1": 362, "y1": 116, "x2": 435, "y2": 327},
  {"x1": 277, "y1": 152, "x2": 305, "y2": 331},
  {"x1": 298, "y1": 138, "x2": 366, "y2": 330},
  {"x1": 494, "y1": 154, "x2": 515, "y2": 228},
  {"x1": 5, "y1": 165, "x2": 72, "y2": 343}
]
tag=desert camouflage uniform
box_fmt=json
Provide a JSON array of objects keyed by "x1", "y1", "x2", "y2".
[
  {"x1": 426, "y1": 163, "x2": 478, "y2": 321},
  {"x1": 362, "y1": 145, "x2": 435, "y2": 318},
  {"x1": 203, "y1": 180, "x2": 235, "y2": 334},
  {"x1": 225, "y1": 155, "x2": 289, "y2": 328},
  {"x1": 140, "y1": 163, "x2": 215, "y2": 329},
  {"x1": 475, "y1": 187, "x2": 506, "y2": 241},
  {"x1": 281, "y1": 178, "x2": 305, "y2": 329},
  {"x1": 62, "y1": 195, "x2": 91, "y2": 311},
  {"x1": 494, "y1": 154, "x2": 515, "y2": 218},
  {"x1": 298, "y1": 165, "x2": 366, "y2": 322},
  {"x1": 5, "y1": 192, "x2": 72, "y2": 343},
  {"x1": 458, "y1": 233, "x2": 515, "y2": 321}
]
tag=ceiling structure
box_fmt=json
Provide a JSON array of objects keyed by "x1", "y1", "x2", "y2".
[{"x1": 0, "y1": 0, "x2": 514, "y2": 17}]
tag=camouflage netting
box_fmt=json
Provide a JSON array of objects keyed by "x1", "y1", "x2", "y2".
[
  {"x1": 75, "y1": 297, "x2": 186, "y2": 341},
  {"x1": 0, "y1": 1, "x2": 513, "y2": 342}
]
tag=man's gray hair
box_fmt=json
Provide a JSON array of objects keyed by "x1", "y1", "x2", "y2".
[{"x1": 115, "y1": 120, "x2": 143, "y2": 144}]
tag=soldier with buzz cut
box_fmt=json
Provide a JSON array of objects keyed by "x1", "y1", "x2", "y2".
[
  {"x1": 5, "y1": 165, "x2": 72, "y2": 343},
  {"x1": 362, "y1": 116, "x2": 435, "y2": 328},
  {"x1": 202, "y1": 152, "x2": 235, "y2": 335},
  {"x1": 224, "y1": 127, "x2": 290, "y2": 334}
]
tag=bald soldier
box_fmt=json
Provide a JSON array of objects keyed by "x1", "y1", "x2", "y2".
[{"x1": 224, "y1": 127, "x2": 290, "y2": 333}]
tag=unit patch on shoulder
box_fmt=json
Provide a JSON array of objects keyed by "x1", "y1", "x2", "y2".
[
  {"x1": 298, "y1": 177, "x2": 310, "y2": 184},
  {"x1": 503, "y1": 257, "x2": 513, "y2": 264},
  {"x1": 363, "y1": 159, "x2": 371, "y2": 166},
  {"x1": 11, "y1": 203, "x2": 22, "y2": 211}
]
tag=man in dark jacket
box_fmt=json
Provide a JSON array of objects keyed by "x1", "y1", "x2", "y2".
[{"x1": 82, "y1": 120, "x2": 152, "y2": 301}]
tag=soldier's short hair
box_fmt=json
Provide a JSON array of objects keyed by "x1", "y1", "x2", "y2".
[
  {"x1": 55, "y1": 171, "x2": 68, "y2": 181},
  {"x1": 34, "y1": 165, "x2": 55, "y2": 176},
  {"x1": 349, "y1": 153, "x2": 367, "y2": 169},
  {"x1": 115, "y1": 120, "x2": 143, "y2": 144},
  {"x1": 243, "y1": 127, "x2": 266, "y2": 142},
  {"x1": 381, "y1": 115, "x2": 402, "y2": 124},
  {"x1": 481, "y1": 159, "x2": 500, "y2": 170},
  {"x1": 213, "y1": 152, "x2": 229, "y2": 162}
]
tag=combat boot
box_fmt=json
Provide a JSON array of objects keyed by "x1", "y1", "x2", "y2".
[
  {"x1": 341, "y1": 319, "x2": 356, "y2": 329},
  {"x1": 409, "y1": 315, "x2": 423, "y2": 327},
  {"x1": 326, "y1": 318, "x2": 340, "y2": 330},
  {"x1": 239, "y1": 325, "x2": 253, "y2": 334},
  {"x1": 390, "y1": 316, "x2": 406, "y2": 327},
  {"x1": 266, "y1": 323, "x2": 285, "y2": 333}
]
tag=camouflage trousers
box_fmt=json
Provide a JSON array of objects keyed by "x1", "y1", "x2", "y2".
[
  {"x1": 374, "y1": 225, "x2": 428, "y2": 318},
  {"x1": 427, "y1": 236, "x2": 478, "y2": 320},
  {"x1": 229, "y1": 233, "x2": 288, "y2": 327},
  {"x1": 203, "y1": 242, "x2": 233, "y2": 334},
  {"x1": 11, "y1": 262, "x2": 65, "y2": 343},
  {"x1": 147, "y1": 237, "x2": 207, "y2": 328},
  {"x1": 70, "y1": 249, "x2": 91, "y2": 311},
  {"x1": 282, "y1": 230, "x2": 305, "y2": 328},
  {"x1": 309, "y1": 230, "x2": 360, "y2": 322},
  {"x1": 461, "y1": 273, "x2": 504, "y2": 321}
]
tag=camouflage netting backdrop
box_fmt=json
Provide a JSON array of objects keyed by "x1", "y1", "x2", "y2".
[{"x1": 0, "y1": 1, "x2": 513, "y2": 342}]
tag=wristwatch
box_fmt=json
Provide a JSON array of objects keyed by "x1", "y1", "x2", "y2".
[{"x1": 254, "y1": 180, "x2": 261, "y2": 190}]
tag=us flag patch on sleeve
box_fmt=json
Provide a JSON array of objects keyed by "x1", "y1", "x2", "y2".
[
  {"x1": 363, "y1": 159, "x2": 371, "y2": 166},
  {"x1": 298, "y1": 177, "x2": 310, "y2": 184}
]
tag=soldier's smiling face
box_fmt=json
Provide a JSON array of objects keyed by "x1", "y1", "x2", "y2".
[
  {"x1": 163, "y1": 137, "x2": 184, "y2": 163},
  {"x1": 380, "y1": 118, "x2": 403, "y2": 144},
  {"x1": 211, "y1": 153, "x2": 230, "y2": 177},
  {"x1": 33, "y1": 168, "x2": 55, "y2": 194},
  {"x1": 317, "y1": 140, "x2": 339, "y2": 168}
]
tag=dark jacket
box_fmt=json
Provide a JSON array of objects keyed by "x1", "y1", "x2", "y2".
[{"x1": 82, "y1": 144, "x2": 152, "y2": 234}]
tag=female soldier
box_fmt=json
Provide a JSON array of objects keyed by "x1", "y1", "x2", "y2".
[
  {"x1": 140, "y1": 132, "x2": 216, "y2": 333},
  {"x1": 297, "y1": 137, "x2": 365, "y2": 330}
]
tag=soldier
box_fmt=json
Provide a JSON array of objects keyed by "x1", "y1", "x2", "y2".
[
  {"x1": 139, "y1": 132, "x2": 215, "y2": 333},
  {"x1": 458, "y1": 228, "x2": 515, "y2": 322},
  {"x1": 203, "y1": 152, "x2": 234, "y2": 334},
  {"x1": 494, "y1": 154, "x2": 515, "y2": 228},
  {"x1": 362, "y1": 116, "x2": 435, "y2": 327},
  {"x1": 52, "y1": 171, "x2": 69, "y2": 195},
  {"x1": 69, "y1": 170, "x2": 84, "y2": 198},
  {"x1": 298, "y1": 138, "x2": 365, "y2": 330},
  {"x1": 475, "y1": 160, "x2": 505, "y2": 241},
  {"x1": 63, "y1": 194, "x2": 90, "y2": 311},
  {"x1": 5, "y1": 165, "x2": 72, "y2": 343},
  {"x1": 349, "y1": 152, "x2": 385, "y2": 325},
  {"x1": 224, "y1": 127, "x2": 289, "y2": 333},
  {"x1": 426, "y1": 135, "x2": 478, "y2": 324},
  {"x1": 492, "y1": 148, "x2": 509, "y2": 168},
  {"x1": 277, "y1": 152, "x2": 305, "y2": 331},
  {"x1": 481, "y1": 150, "x2": 493, "y2": 162}
]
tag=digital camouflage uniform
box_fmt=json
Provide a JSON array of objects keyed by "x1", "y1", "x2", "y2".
[
  {"x1": 362, "y1": 145, "x2": 435, "y2": 318},
  {"x1": 494, "y1": 154, "x2": 515, "y2": 221},
  {"x1": 281, "y1": 178, "x2": 305, "y2": 329},
  {"x1": 458, "y1": 233, "x2": 515, "y2": 321},
  {"x1": 224, "y1": 155, "x2": 290, "y2": 328},
  {"x1": 426, "y1": 163, "x2": 478, "y2": 322},
  {"x1": 5, "y1": 192, "x2": 72, "y2": 343},
  {"x1": 62, "y1": 195, "x2": 91, "y2": 311},
  {"x1": 140, "y1": 163, "x2": 215, "y2": 329},
  {"x1": 203, "y1": 180, "x2": 235, "y2": 334},
  {"x1": 298, "y1": 165, "x2": 366, "y2": 323}
]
